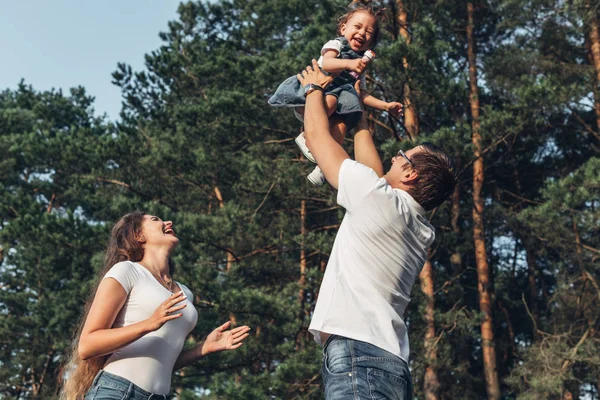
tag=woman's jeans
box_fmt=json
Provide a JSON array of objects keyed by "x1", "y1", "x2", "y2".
[
  {"x1": 322, "y1": 335, "x2": 413, "y2": 400},
  {"x1": 85, "y1": 370, "x2": 170, "y2": 400}
]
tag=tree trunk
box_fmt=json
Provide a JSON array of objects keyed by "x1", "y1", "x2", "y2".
[
  {"x1": 214, "y1": 186, "x2": 237, "y2": 325},
  {"x1": 419, "y1": 255, "x2": 440, "y2": 400},
  {"x1": 587, "y1": 1, "x2": 600, "y2": 133},
  {"x1": 524, "y1": 240, "x2": 539, "y2": 340},
  {"x1": 214, "y1": 186, "x2": 235, "y2": 272},
  {"x1": 497, "y1": 299, "x2": 515, "y2": 364},
  {"x1": 450, "y1": 152, "x2": 462, "y2": 272},
  {"x1": 395, "y1": 0, "x2": 419, "y2": 138},
  {"x1": 466, "y1": 3, "x2": 501, "y2": 399},
  {"x1": 296, "y1": 200, "x2": 308, "y2": 349},
  {"x1": 299, "y1": 200, "x2": 307, "y2": 301}
]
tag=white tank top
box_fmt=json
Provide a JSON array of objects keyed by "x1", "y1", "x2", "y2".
[{"x1": 101, "y1": 261, "x2": 198, "y2": 394}]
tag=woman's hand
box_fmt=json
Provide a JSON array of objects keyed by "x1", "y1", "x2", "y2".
[
  {"x1": 386, "y1": 102, "x2": 404, "y2": 118},
  {"x1": 201, "y1": 321, "x2": 251, "y2": 355},
  {"x1": 297, "y1": 59, "x2": 333, "y2": 89},
  {"x1": 144, "y1": 291, "x2": 187, "y2": 332}
]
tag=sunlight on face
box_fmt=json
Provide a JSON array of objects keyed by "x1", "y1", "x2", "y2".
[
  {"x1": 141, "y1": 215, "x2": 179, "y2": 248},
  {"x1": 341, "y1": 11, "x2": 377, "y2": 52}
]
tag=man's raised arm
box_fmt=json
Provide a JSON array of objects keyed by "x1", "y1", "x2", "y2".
[
  {"x1": 353, "y1": 116, "x2": 384, "y2": 177},
  {"x1": 298, "y1": 60, "x2": 349, "y2": 189}
]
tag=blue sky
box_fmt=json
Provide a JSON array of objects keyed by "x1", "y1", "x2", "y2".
[{"x1": 0, "y1": 1, "x2": 181, "y2": 120}]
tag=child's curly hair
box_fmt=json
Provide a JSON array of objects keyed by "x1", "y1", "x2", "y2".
[{"x1": 337, "y1": 0, "x2": 386, "y2": 49}]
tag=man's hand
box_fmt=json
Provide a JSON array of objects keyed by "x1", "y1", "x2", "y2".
[
  {"x1": 386, "y1": 102, "x2": 404, "y2": 118},
  {"x1": 297, "y1": 59, "x2": 333, "y2": 89},
  {"x1": 298, "y1": 59, "x2": 350, "y2": 189}
]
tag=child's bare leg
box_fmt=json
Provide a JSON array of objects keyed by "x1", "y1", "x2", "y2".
[
  {"x1": 294, "y1": 96, "x2": 338, "y2": 140},
  {"x1": 294, "y1": 100, "x2": 344, "y2": 166},
  {"x1": 296, "y1": 95, "x2": 336, "y2": 118},
  {"x1": 325, "y1": 95, "x2": 338, "y2": 117},
  {"x1": 329, "y1": 116, "x2": 347, "y2": 146}
]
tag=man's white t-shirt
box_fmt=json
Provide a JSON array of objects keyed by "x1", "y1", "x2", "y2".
[
  {"x1": 102, "y1": 261, "x2": 198, "y2": 395},
  {"x1": 308, "y1": 159, "x2": 435, "y2": 361}
]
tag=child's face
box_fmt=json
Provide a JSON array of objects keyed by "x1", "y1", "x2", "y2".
[{"x1": 340, "y1": 11, "x2": 377, "y2": 52}]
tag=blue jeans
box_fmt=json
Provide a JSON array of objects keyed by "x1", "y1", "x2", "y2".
[
  {"x1": 322, "y1": 336, "x2": 413, "y2": 400},
  {"x1": 85, "y1": 370, "x2": 170, "y2": 400}
]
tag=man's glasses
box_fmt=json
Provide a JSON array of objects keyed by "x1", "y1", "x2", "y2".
[{"x1": 396, "y1": 149, "x2": 414, "y2": 167}]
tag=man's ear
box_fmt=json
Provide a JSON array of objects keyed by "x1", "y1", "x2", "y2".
[{"x1": 400, "y1": 168, "x2": 419, "y2": 185}]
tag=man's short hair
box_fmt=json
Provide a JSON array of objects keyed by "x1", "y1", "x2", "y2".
[{"x1": 408, "y1": 143, "x2": 458, "y2": 211}]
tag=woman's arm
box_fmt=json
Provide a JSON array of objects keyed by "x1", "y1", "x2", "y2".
[
  {"x1": 174, "y1": 321, "x2": 250, "y2": 370},
  {"x1": 78, "y1": 280, "x2": 187, "y2": 360}
]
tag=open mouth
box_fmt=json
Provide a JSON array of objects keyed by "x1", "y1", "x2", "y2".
[
  {"x1": 163, "y1": 228, "x2": 175, "y2": 235},
  {"x1": 352, "y1": 37, "x2": 365, "y2": 47}
]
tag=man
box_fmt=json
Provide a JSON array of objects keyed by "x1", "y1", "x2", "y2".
[{"x1": 297, "y1": 60, "x2": 458, "y2": 399}]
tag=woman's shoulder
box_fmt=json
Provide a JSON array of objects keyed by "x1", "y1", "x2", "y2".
[
  {"x1": 108, "y1": 260, "x2": 138, "y2": 270},
  {"x1": 105, "y1": 261, "x2": 142, "y2": 279},
  {"x1": 103, "y1": 261, "x2": 142, "y2": 293}
]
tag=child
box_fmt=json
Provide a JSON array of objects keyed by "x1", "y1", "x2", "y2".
[{"x1": 268, "y1": 1, "x2": 402, "y2": 186}]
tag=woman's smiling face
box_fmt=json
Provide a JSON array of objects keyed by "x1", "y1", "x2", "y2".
[
  {"x1": 340, "y1": 11, "x2": 377, "y2": 52},
  {"x1": 140, "y1": 215, "x2": 179, "y2": 248}
]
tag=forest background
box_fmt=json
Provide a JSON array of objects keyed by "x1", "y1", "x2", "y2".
[{"x1": 1, "y1": 0, "x2": 599, "y2": 399}]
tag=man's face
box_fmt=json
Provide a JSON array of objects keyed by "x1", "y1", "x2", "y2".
[
  {"x1": 383, "y1": 146, "x2": 424, "y2": 188},
  {"x1": 391, "y1": 146, "x2": 421, "y2": 171}
]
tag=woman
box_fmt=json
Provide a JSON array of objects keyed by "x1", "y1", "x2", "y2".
[{"x1": 60, "y1": 212, "x2": 250, "y2": 399}]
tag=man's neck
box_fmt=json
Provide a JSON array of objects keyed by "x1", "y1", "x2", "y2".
[{"x1": 383, "y1": 174, "x2": 409, "y2": 191}]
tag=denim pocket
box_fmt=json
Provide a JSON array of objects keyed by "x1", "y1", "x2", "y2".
[
  {"x1": 323, "y1": 345, "x2": 353, "y2": 377},
  {"x1": 367, "y1": 368, "x2": 410, "y2": 400}
]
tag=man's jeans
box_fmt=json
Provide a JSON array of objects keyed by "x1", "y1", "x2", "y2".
[{"x1": 322, "y1": 335, "x2": 413, "y2": 400}]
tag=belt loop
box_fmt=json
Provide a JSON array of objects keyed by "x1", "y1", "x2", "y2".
[
  {"x1": 125, "y1": 382, "x2": 133, "y2": 400},
  {"x1": 348, "y1": 337, "x2": 356, "y2": 361},
  {"x1": 91, "y1": 370, "x2": 103, "y2": 387},
  {"x1": 323, "y1": 334, "x2": 337, "y2": 350}
]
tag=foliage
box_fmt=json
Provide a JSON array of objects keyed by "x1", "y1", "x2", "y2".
[{"x1": 1, "y1": 0, "x2": 599, "y2": 398}]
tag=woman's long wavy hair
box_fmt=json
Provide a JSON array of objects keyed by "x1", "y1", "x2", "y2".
[{"x1": 59, "y1": 211, "x2": 174, "y2": 399}]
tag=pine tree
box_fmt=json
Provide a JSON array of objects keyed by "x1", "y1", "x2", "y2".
[{"x1": 0, "y1": 83, "x2": 114, "y2": 397}]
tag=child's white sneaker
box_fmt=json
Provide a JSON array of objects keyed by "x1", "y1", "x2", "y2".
[
  {"x1": 293, "y1": 108, "x2": 305, "y2": 123},
  {"x1": 307, "y1": 166, "x2": 325, "y2": 187},
  {"x1": 295, "y1": 132, "x2": 316, "y2": 163}
]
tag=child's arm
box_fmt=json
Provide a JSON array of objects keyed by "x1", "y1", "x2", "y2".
[
  {"x1": 361, "y1": 92, "x2": 403, "y2": 118},
  {"x1": 321, "y1": 50, "x2": 367, "y2": 74}
]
